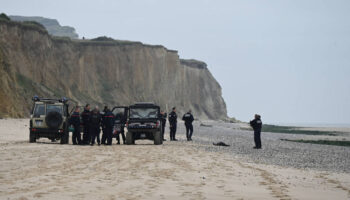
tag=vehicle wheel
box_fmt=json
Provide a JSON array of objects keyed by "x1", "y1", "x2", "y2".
[
  {"x1": 60, "y1": 124, "x2": 69, "y2": 144},
  {"x1": 126, "y1": 132, "x2": 134, "y2": 145},
  {"x1": 29, "y1": 131, "x2": 36, "y2": 143},
  {"x1": 154, "y1": 130, "x2": 162, "y2": 145}
]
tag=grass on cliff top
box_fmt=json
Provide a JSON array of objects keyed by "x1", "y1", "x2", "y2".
[
  {"x1": 0, "y1": 17, "x2": 48, "y2": 34},
  {"x1": 281, "y1": 139, "x2": 350, "y2": 147}
]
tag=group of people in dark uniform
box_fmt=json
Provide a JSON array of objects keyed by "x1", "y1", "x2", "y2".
[
  {"x1": 69, "y1": 105, "x2": 196, "y2": 145},
  {"x1": 159, "y1": 107, "x2": 194, "y2": 142},
  {"x1": 69, "y1": 104, "x2": 125, "y2": 146},
  {"x1": 70, "y1": 103, "x2": 262, "y2": 148}
]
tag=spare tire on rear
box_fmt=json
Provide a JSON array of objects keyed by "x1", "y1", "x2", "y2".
[{"x1": 46, "y1": 111, "x2": 63, "y2": 129}]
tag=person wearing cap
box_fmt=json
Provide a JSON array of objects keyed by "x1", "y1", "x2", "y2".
[
  {"x1": 250, "y1": 114, "x2": 263, "y2": 149},
  {"x1": 89, "y1": 106, "x2": 102, "y2": 146},
  {"x1": 182, "y1": 110, "x2": 194, "y2": 141},
  {"x1": 168, "y1": 107, "x2": 178, "y2": 141},
  {"x1": 69, "y1": 106, "x2": 82, "y2": 145}
]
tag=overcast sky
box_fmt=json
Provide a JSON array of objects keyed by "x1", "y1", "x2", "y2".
[{"x1": 2, "y1": 0, "x2": 350, "y2": 125}]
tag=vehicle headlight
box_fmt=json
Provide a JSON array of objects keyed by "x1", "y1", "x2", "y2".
[{"x1": 35, "y1": 120, "x2": 43, "y2": 126}]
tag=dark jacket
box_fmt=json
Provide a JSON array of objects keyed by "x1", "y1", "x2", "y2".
[
  {"x1": 250, "y1": 119, "x2": 262, "y2": 132},
  {"x1": 168, "y1": 111, "x2": 177, "y2": 125},
  {"x1": 102, "y1": 110, "x2": 115, "y2": 128},
  {"x1": 159, "y1": 113, "x2": 167, "y2": 127},
  {"x1": 89, "y1": 111, "x2": 102, "y2": 128},
  {"x1": 182, "y1": 112, "x2": 194, "y2": 125},
  {"x1": 81, "y1": 109, "x2": 91, "y2": 125},
  {"x1": 69, "y1": 111, "x2": 81, "y2": 126},
  {"x1": 115, "y1": 112, "x2": 127, "y2": 124}
]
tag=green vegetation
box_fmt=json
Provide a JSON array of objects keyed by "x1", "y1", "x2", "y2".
[
  {"x1": 51, "y1": 36, "x2": 72, "y2": 43},
  {"x1": 281, "y1": 139, "x2": 350, "y2": 147},
  {"x1": 0, "y1": 13, "x2": 10, "y2": 21},
  {"x1": 9, "y1": 15, "x2": 78, "y2": 39},
  {"x1": 91, "y1": 36, "x2": 115, "y2": 42},
  {"x1": 0, "y1": 17, "x2": 48, "y2": 34},
  {"x1": 22, "y1": 21, "x2": 46, "y2": 30},
  {"x1": 261, "y1": 124, "x2": 338, "y2": 136},
  {"x1": 16, "y1": 73, "x2": 35, "y2": 92}
]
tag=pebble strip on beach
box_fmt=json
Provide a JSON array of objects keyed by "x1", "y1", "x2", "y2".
[{"x1": 174, "y1": 121, "x2": 350, "y2": 173}]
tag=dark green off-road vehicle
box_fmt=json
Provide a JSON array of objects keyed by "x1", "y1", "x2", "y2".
[
  {"x1": 126, "y1": 103, "x2": 163, "y2": 145},
  {"x1": 29, "y1": 96, "x2": 70, "y2": 144}
]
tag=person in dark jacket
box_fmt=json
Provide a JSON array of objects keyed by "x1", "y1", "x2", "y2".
[
  {"x1": 182, "y1": 110, "x2": 194, "y2": 141},
  {"x1": 89, "y1": 106, "x2": 102, "y2": 146},
  {"x1": 159, "y1": 111, "x2": 167, "y2": 141},
  {"x1": 250, "y1": 114, "x2": 262, "y2": 149},
  {"x1": 102, "y1": 108, "x2": 115, "y2": 145},
  {"x1": 69, "y1": 106, "x2": 82, "y2": 145},
  {"x1": 168, "y1": 107, "x2": 177, "y2": 141},
  {"x1": 115, "y1": 112, "x2": 126, "y2": 144},
  {"x1": 101, "y1": 106, "x2": 108, "y2": 145},
  {"x1": 81, "y1": 104, "x2": 91, "y2": 145}
]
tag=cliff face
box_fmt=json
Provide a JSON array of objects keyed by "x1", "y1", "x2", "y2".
[{"x1": 0, "y1": 19, "x2": 227, "y2": 119}]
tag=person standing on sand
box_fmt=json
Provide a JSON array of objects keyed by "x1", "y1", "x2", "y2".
[
  {"x1": 159, "y1": 111, "x2": 167, "y2": 141},
  {"x1": 89, "y1": 106, "x2": 102, "y2": 146},
  {"x1": 69, "y1": 106, "x2": 82, "y2": 145},
  {"x1": 250, "y1": 114, "x2": 262, "y2": 149},
  {"x1": 182, "y1": 110, "x2": 194, "y2": 141},
  {"x1": 101, "y1": 106, "x2": 108, "y2": 145},
  {"x1": 81, "y1": 104, "x2": 91, "y2": 145},
  {"x1": 168, "y1": 107, "x2": 178, "y2": 141},
  {"x1": 102, "y1": 108, "x2": 115, "y2": 145}
]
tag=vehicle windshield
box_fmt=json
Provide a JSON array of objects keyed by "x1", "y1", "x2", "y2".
[
  {"x1": 33, "y1": 104, "x2": 45, "y2": 117},
  {"x1": 130, "y1": 108, "x2": 158, "y2": 119},
  {"x1": 46, "y1": 105, "x2": 63, "y2": 114},
  {"x1": 113, "y1": 108, "x2": 126, "y2": 120}
]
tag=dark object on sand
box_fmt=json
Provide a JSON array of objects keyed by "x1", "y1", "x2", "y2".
[
  {"x1": 200, "y1": 123, "x2": 213, "y2": 127},
  {"x1": 213, "y1": 142, "x2": 230, "y2": 146}
]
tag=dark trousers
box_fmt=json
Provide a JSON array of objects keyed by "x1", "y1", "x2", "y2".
[
  {"x1": 116, "y1": 126, "x2": 126, "y2": 144},
  {"x1": 254, "y1": 130, "x2": 262, "y2": 148},
  {"x1": 72, "y1": 125, "x2": 82, "y2": 145},
  {"x1": 170, "y1": 123, "x2": 177, "y2": 140},
  {"x1": 90, "y1": 127, "x2": 101, "y2": 145},
  {"x1": 82, "y1": 125, "x2": 90, "y2": 144},
  {"x1": 101, "y1": 127, "x2": 107, "y2": 144},
  {"x1": 105, "y1": 126, "x2": 113, "y2": 145},
  {"x1": 185, "y1": 124, "x2": 193, "y2": 139},
  {"x1": 161, "y1": 124, "x2": 165, "y2": 140}
]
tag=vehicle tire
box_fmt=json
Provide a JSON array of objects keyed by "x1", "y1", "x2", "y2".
[
  {"x1": 29, "y1": 130, "x2": 36, "y2": 143},
  {"x1": 46, "y1": 111, "x2": 63, "y2": 129},
  {"x1": 154, "y1": 130, "x2": 162, "y2": 145},
  {"x1": 60, "y1": 124, "x2": 69, "y2": 144},
  {"x1": 126, "y1": 131, "x2": 134, "y2": 145}
]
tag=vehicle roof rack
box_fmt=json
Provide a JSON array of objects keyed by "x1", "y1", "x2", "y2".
[
  {"x1": 134, "y1": 102, "x2": 155, "y2": 105},
  {"x1": 32, "y1": 95, "x2": 69, "y2": 103}
]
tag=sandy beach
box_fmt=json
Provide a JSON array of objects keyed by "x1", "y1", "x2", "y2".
[{"x1": 0, "y1": 119, "x2": 350, "y2": 200}]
